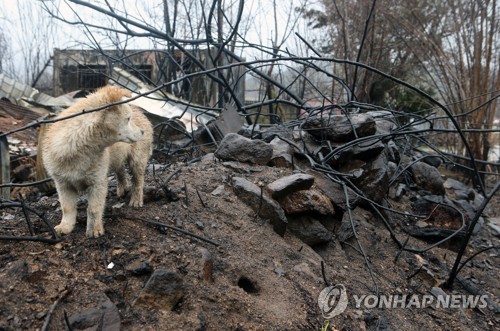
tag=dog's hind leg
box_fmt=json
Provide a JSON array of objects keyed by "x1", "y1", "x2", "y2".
[
  {"x1": 86, "y1": 178, "x2": 108, "y2": 238},
  {"x1": 54, "y1": 182, "x2": 78, "y2": 235},
  {"x1": 115, "y1": 166, "x2": 130, "y2": 198},
  {"x1": 128, "y1": 157, "x2": 146, "y2": 207}
]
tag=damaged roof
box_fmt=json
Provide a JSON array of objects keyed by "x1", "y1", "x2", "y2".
[
  {"x1": 0, "y1": 73, "x2": 71, "y2": 109},
  {"x1": 110, "y1": 67, "x2": 216, "y2": 130}
]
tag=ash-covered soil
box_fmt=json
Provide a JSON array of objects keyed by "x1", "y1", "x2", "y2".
[{"x1": 0, "y1": 157, "x2": 499, "y2": 330}]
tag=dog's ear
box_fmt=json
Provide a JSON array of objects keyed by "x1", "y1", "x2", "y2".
[{"x1": 99, "y1": 85, "x2": 132, "y2": 104}]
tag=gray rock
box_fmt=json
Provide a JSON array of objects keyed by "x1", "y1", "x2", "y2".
[
  {"x1": 455, "y1": 199, "x2": 476, "y2": 222},
  {"x1": 211, "y1": 185, "x2": 226, "y2": 196},
  {"x1": 238, "y1": 124, "x2": 262, "y2": 139},
  {"x1": 215, "y1": 133, "x2": 272, "y2": 165},
  {"x1": 302, "y1": 113, "x2": 376, "y2": 142},
  {"x1": 232, "y1": 177, "x2": 287, "y2": 236},
  {"x1": 147, "y1": 164, "x2": 167, "y2": 173},
  {"x1": 287, "y1": 216, "x2": 332, "y2": 246},
  {"x1": 135, "y1": 270, "x2": 184, "y2": 311},
  {"x1": 410, "y1": 161, "x2": 445, "y2": 195},
  {"x1": 305, "y1": 169, "x2": 358, "y2": 211},
  {"x1": 416, "y1": 220, "x2": 429, "y2": 228},
  {"x1": 267, "y1": 173, "x2": 315, "y2": 199},
  {"x1": 268, "y1": 137, "x2": 293, "y2": 168},
  {"x1": 338, "y1": 159, "x2": 366, "y2": 179},
  {"x1": 201, "y1": 153, "x2": 215, "y2": 163},
  {"x1": 443, "y1": 178, "x2": 468, "y2": 191},
  {"x1": 386, "y1": 140, "x2": 400, "y2": 163},
  {"x1": 369, "y1": 111, "x2": 397, "y2": 135},
  {"x1": 125, "y1": 260, "x2": 153, "y2": 276},
  {"x1": 67, "y1": 296, "x2": 120, "y2": 331},
  {"x1": 274, "y1": 267, "x2": 285, "y2": 277},
  {"x1": 472, "y1": 192, "x2": 485, "y2": 210},
  {"x1": 356, "y1": 152, "x2": 390, "y2": 203},
  {"x1": 333, "y1": 138, "x2": 385, "y2": 165},
  {"x1": 473, "y1": 217, "x2": 484, "y2": 234},
  {"x1": 262, "y1": 125, "x2": 294, "y2": 142},
  {"x1": 486, "y1": 217, "x2": 500, "y2": 237},
  {"x1": 422, "y1": 155, "x2": 442, "y2": 168},
  {"x1": 389, "y1": 183, "x2": 407, "y2": 200},
  {"x1": 455, "y1": 189, "x2": 474, "y2": 201},
  {"x1": 351, "y1": 139, "x2": 385, "y2": 160},
  {"x1": 387, "y1": 161, "x2": 398, "y2": 180}
]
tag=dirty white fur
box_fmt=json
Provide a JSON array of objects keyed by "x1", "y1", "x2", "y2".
[{"x1": 42, "y1": 86, "x2": 153, "y2": 238}]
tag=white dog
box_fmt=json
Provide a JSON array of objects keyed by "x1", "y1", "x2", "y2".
[{"x1": 42, "y1": 86, "x2": 153, "y2": 237}]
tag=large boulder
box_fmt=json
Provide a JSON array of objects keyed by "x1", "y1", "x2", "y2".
[{"x1": 215, "y1": 133, "x2": 273, "y2": 165}]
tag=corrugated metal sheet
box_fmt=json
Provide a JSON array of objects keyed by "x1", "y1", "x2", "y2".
[
  {"x1": 0, "y1": 99, "x2": 43, "y2": 122},
  {"x1": 0, "y1": 73, "x2": 70, "y2": 108}
]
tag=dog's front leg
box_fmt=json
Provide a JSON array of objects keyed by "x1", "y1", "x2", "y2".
[
  {"x1": 54, "y1": 182, "x2": 78, "y2": 235},
  {"x1": 86, "y1": 178, "x2": 108, "y2": 238}
]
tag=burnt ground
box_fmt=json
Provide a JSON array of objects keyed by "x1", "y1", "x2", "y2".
[{"x1": 0, "y1": 156, "x2": 499, "y2": 331}]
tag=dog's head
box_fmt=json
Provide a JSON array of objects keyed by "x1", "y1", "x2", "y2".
[{"x1": 97, "y1": 86, "x2": 144, "y2": 143}]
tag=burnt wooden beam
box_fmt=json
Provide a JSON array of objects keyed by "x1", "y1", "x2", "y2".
[{"x1": 0, "y1": 134, "x2": 9, "y2": 200}]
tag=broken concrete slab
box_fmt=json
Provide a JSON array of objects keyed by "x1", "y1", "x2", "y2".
[
  {"x1": 215, "y1": 133, "x2": 273, "y2": 165},
  {"x1": 267, "y1": 173, "x2": 315, "y2": 199},
  {"x1": 232, "y1": 176, "x2": 287, "y2": 236}
]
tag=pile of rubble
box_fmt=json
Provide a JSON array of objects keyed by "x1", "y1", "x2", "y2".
[{"x1": 194, "y1": 110, "x2": 491, "y2": 247}]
